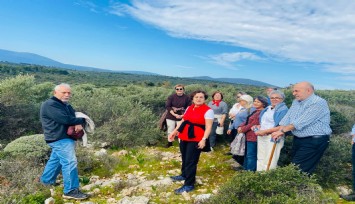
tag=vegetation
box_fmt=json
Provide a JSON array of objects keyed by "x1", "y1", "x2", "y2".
[{"x1": 0, "y1": 64, "x2": 354, "y2": 203}]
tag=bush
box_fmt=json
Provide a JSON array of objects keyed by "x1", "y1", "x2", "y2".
[
  {"x1": 0, "y1": 74, "x2": 36, "y2": 106},
  {"x1": 314, "y1": 135, "x2": 352, "y2": 188},
  {"x1": 93, "y1": 101, "x2": 163, "y2": 148},
  {"x1": 206, "y1": 165, "x2": 325, "y2": 204},
  {"x1": 3, "y1": 134, "x2": 50, "y2": 160},
  {"x1": 0, "y1": 157, "x2": 46, "y2": 203}
]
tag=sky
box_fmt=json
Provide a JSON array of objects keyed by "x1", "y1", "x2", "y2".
[{"x1": 0, "y1": 1, "x2": 355, "y2": 90}]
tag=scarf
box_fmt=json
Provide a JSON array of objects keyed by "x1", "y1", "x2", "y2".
[{"x1": 212, "y1": 100, "x2": 222, "y2": 107}]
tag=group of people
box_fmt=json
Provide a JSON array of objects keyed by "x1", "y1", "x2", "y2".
[
  {"x1": 40, "y1": 82, "x2": 354, "y2": 200},
  {"x1": 165, "y1": 82, "x2": 333, "y2": 194}
]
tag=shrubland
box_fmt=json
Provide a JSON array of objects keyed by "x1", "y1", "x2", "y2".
[{"x1": 0, "y1": 66, "x2": 354, "y2": 203}]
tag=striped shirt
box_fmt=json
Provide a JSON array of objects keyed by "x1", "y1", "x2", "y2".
[{"x1": 279, "y1": 93, "x2": 332, "y2": 137}]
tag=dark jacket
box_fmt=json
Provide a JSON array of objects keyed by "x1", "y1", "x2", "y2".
[
  {"x1": 165, "y1": 94, "x2": 191, "y2": 121},
  {"x1": 40, "y1": 96, "x2": 85, "y2": 143}
]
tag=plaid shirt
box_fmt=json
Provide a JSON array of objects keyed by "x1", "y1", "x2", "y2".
[{"x1": 279, "y1": 94, "x2": 332, "y2": 137}]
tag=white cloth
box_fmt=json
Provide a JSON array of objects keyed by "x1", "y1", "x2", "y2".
[
  {"x1": 214, "y1": 114, "x2": 224, "y2": 134},
  {"x1": 229, "y1": 103, "x2": 243, "y2": 119},
  {"x1": 75, "y1": 112, "x2": 95, "y2": 147},
  {"x1": 260, "y1": 107, "x2": 275, "y2": 131},
  {"x1": 257, "y1": 135, "x2": 284, "y2": 171}
]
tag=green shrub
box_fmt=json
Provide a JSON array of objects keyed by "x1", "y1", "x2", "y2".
[
  {"x1": 76, "y1": 147, "x2": 120, "y2": 177},
  {"x1": 206, "y1": 165, "x2": 325, "y2": 204},
  {"x1": 91, "y1": 99, "x2": 163, "y2": 148},
  {"x1": 0, "y1": 157, "x2": 45, "y2": 203},
  {"x1": 314, "y1": 135, "x2": 352, "y2": 188},
  {"x1": 0, "y1": 74, "x2": 36, "y2": 105},
  {"x1": 3, "y1": 134, "x2": 50, "y2": 160}
]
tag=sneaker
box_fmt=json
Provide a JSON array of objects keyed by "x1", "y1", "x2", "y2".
[
  {"x1": 174, "y1": 185, "x2": 194, "y2": 194},
  {"x1": 340, "y1": 193, "x2": 355, "y2": 201},
  {"x1": 63, "y1": 189, "x2": 89, "y2": 200},
  {"x1": 210, "y1": 147, "x2": 214, "y2": 152},
  {"x1": 170, "y1": 175, "x2": 186, "y2": 181}
]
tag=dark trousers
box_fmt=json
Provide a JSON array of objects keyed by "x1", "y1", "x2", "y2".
[
  {"x1": 352, "y1": 144, "x2": 355, "y2": 191},
  {"x1": 243, "y1": 141, "x2": 257, "y2": 171},
  {"x1": 291, "y1": 135, "x2": 330, "y2": 174},
  {"x1": 209, "y1": 122, "x2": 218, "y2": 147},
  {"x1": 180, "y1": 140, "x2": 202, "y2": 186}
]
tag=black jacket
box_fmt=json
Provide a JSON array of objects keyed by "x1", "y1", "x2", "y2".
[{"x1": 40, "y1": 96, "x2": 85, "y2": 143}]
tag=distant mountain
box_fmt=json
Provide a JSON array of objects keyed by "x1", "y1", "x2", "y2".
[
  {"x1": 190, "y1": 76, "x2": 274, "y2": 87},
  {"x1": 0, "y1": 49, "x2": 116, "y2": 72},
  {"x1": 0, "y1": 48, "x2": 273, "y2": 86}
]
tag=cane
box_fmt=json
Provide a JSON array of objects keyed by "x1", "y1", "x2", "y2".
[{"x1": 266, "y1": 140, "x2": 277, "y2": 171}]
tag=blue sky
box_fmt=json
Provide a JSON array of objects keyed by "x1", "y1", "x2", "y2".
[{"x1": 1, "y1": 1, "x2": 355, "y2": 90}]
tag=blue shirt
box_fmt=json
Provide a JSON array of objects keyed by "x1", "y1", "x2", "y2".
[
  {"x1": 229, "y1": 107, "x2": 254, "y2": 130},
  {"x1": 279, "y1": 94, "x2": 332, "y2": 137},
  {"x1": 351, "y1": 124, "x2": 355, "y2": 135}
]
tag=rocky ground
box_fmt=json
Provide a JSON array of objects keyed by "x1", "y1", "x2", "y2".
[{"x1": 44, "y1": 144, "x2": 239, "y2": 204}]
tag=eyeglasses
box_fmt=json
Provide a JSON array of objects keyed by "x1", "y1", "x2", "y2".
[
  {"x1": 270, "y1": 97, "x2": 282, "y2": 100},
  {"x1": 175, "y1": 88, "x2": 183, "y2": 91},
  {"x1": 236, "y1": 95, "x2": 241, "y2": 98}
]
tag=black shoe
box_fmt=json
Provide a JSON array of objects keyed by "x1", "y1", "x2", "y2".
[
  {"x1": 232, "y1": 166, "x2": 244, "y2": 171},
  {"x1": 174, "y1": 185, "x2": 194, "y2": 194},
  {"x1": 341, "y1": 193, "x2": 355, "y2": 201},
  {"x1": 170, "y1": 175, "x2": 186, "y2": 181},
  {"x1": 224, "y1": 152, "x2": 232, "y2": 155},
  {"x1": 165, "y1": 142, "x2": 173, "y2": 148},
  {"x1": 63, "y1": 189, "x2": 89, "y2": 200}
]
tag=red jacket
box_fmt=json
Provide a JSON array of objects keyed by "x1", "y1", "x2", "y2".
[
  {"x1": 178, "y1": 104, "x2": 210, "y2": 142},
  {"x1": 239, "y1": 110, "x2": 261, "y2": 142}
]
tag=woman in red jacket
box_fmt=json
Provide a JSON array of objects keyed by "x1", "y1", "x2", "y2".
[
  {"x1": 168, "y1": 90, "x2": 214, "y2": 194},
  {"x1": 237, "y1": 96, "x2": 269, "y2": 171}
]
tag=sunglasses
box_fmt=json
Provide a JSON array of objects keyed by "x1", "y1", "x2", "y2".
[{"x1": 175, "y1": 88, "x2": 183, "y2": 91}]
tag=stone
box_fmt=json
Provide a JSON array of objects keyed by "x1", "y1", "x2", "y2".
[
  {"x1": 44, "y1": 197, "x2": 55, "y2": 204},
  {"x1": 94, "y1": 148, "x2": 107, "y2": 156},
  {"x1": 118, "y1": 196, "x2": 149, "y2": 204},
  {"x1": 194, "y1": 194, "x2": 211, "y2": 204}
]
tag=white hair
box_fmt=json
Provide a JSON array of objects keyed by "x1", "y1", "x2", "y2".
[{"x1": 54, "y1": 83, "x2": 71, "y2": 91}]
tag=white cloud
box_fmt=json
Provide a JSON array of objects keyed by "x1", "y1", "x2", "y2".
[
  {"x1": 325, "y1": 65, "x2": 355, "y2": 74},
  {"x1": 208, "y1": 52, "x2": 262, "y2": 67},
  {"x1": 112, "y1": 0, "x2": 355, "y2": 71}
]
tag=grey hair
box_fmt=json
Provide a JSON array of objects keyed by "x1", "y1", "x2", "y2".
[
  {"x1": 54, "y1": 83, "x2": 71, "y2": 91},
  {"x1": 269, "y1": 90, "x2": 285, "y2": 99}
]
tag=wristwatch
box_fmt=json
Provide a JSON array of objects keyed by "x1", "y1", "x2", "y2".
[{"x1": 202, "y1": 137, "x2": 207, "y2": 141}]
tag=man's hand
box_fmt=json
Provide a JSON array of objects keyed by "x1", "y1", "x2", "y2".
[{"x1": 74, "y1": 124, "x2": 83, "y2": 132}]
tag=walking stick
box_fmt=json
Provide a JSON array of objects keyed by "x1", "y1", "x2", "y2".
[{"x1": 266, "y1": 140, "x2": 277, "y2": 171}]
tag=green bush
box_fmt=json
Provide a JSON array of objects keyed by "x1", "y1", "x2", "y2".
[
  {"x1": 93, "y1": 101, "x2": 163, "y2": 148},
  {"x1": 314, "y1": 135, "x2": 352, "y2": 188},
  {"x1": 0, "y1": 74, "x2": 36, "y2": 106},
  {"x1": 0, "y1": 157, "x2": 46, "y2": 203},
  {"x1": 206, "y1": 165, "x2": 325, "y2": 204},
  {"x1": 3, "y1": 134, "x2": 50, "y2": 160}
]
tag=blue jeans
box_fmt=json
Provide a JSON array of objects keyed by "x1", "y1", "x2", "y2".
[
  {"x1": 244, "y1": 141, "x2": 257, "y2": 171},
  {"x1": 40, "y1": 138, "x2": 79, "y2": 194}
]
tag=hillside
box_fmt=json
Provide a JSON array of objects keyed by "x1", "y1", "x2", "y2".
[{"x1": 0, "y1": 49, "x2": 274, "y2": 87}]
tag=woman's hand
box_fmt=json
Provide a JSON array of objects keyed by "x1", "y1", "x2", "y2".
[
  {"x1": 237, "y1": 127, "x2": 242, "y2": 133},
  {"x1": 198, "y1": 139, "x2": 206, "y2": 149},
  {"x1": 271, "y1": 130, "x2": 284, "y2": 140},
  {"x1": 168, "y1": 130, "x2": 178, "y2": 142},
  {"x1": 255, "y1": 130, "x2": 267, "y2": 136},
  {"x1": 227, "y1": 129, "x2": 232, "y2": 135}
]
